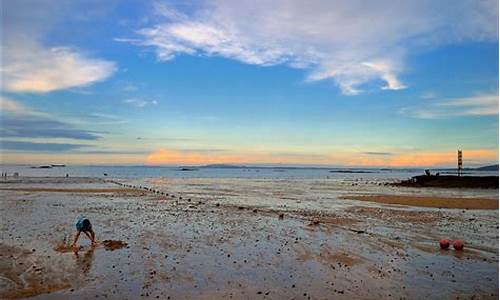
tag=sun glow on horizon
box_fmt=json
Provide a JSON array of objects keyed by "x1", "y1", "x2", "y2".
[
  {"x1": 144, "y1": 148, "x2": 499, "y2": 168},
  {"x1": 1, "y1": 147, "x2": 497, "y2": 168}
]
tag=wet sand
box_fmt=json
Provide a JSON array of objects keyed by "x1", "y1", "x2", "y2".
[
  {"x1": 0, "y1": 188, "x2": 135, "y2": 193},
  {"x1": 342, "y1": 194, "x2": 499, "y2": 209},
  {"x1": 0, "y1": 177, "x2": 498, "y2": 299}
]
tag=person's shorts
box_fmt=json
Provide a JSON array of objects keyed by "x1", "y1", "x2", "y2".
[{"x1": 76, "y1": 218, "x2": 92, "y2": 232}]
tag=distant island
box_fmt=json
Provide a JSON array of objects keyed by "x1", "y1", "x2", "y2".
[
  {"x1": 198, "y1": 164, "x2": 500, "y2": 172},
  {"x1": 329, "y1": 170, "x2": 379, "y2": 174},
  {"x1": 202, "y1": 164, "x2": 247, "y2": 169},
  {"x1": 432, "y1": 164, "x2": 499, "y2": 172},
  {"x1": 475, "y1": 164, "x2": 499, "y2": 171}
]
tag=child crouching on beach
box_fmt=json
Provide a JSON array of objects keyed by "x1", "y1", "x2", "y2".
[{"x1": 72, "y1": 217, "x2": 97, "y2": 248}]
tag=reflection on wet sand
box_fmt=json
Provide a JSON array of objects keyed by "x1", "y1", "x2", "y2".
[{"x1": 74, "y1": 247, "x2": 95, "y2": 275}]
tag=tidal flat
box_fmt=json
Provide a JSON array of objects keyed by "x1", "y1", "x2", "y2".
[{"x1": 0, "y1": 177, "x2": 498, "y2": 299}]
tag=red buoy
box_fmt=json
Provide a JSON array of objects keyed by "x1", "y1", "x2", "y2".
[
  {"x1": 452, "y1": 240, "x2": 464, "y2": 251},
  {"x1": 439, "y1": 239, "x2": 450, "y2": 249}
]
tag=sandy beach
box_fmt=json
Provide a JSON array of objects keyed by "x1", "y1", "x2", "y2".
[{"x1": 0, "y1": 177, "x2": 498, "y2": 299}]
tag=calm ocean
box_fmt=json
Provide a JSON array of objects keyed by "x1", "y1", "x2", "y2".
[{"x1": 0, "y1": 165, "x2": 496, "y2": 180}]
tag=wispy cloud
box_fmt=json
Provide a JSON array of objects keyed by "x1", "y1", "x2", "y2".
[
  {"x1": 136, "y1": 136, "x2": 194, "y2": 142},
  {"x1": 124, "y1": 98, "x2": 158, "y2": 108},
  {"x1": 0, "y1": 140, "x2": 87, "y2": 152},
  {"x1": 402, "y1": 93, "x2": 499, "y2": 119},
  {"x1": 0, "y1": 97, "x2": 101, "y2": 140},
  {"x1": 118, "y1": 1, "x2": 497, "y2": 95},
  {"x1": 87, "y1": 113, "x2": 129, "y2": 125},
  {"x1": 0, "y1": 96, "x2": 50, "y2": 117},
  {"x1": 420, "y1": 92, "x2": 438, "y2": 99},
  {"x1": 362, "y1": 152, "x2": 393, "y2": 156},
  {"x1": 1, "y1": 116, "x2": 102, "y2": 140}
]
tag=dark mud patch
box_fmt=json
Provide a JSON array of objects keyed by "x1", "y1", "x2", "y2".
[{"x1": 102, "y1": 240, "x2": 128, "y2": 251}]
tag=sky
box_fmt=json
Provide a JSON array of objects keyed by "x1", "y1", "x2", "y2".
[{"x1": 0, "y1": 0, "x2": 499, "y2": 167}]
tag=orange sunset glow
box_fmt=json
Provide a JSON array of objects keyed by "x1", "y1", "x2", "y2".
[{"x1": 145, "y1": 148, "x2": 499, "y2": 167}]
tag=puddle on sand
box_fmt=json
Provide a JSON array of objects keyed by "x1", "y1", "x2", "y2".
[
  {"x1": 102, "y1": 240, "x2": 128, "y2": 251},
  {"x1": 54, "y1": 244, "x2": 83, "y2": 253}
]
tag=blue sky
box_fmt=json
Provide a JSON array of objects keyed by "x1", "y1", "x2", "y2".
[{"x1": 1, "y1": 0, "x2": 498, "y2": 167}]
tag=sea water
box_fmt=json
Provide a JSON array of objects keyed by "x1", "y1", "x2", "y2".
[{"x1": 0, "y1": 164, "x2": 496, "y2": 180}]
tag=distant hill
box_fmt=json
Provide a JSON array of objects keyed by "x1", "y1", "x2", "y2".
[
  {"x1": 202, "y1": 164, "x2": 246, "y2": 168},
  {"x1": 476, "y1": 164, "x2": 499, "y2": 171}
]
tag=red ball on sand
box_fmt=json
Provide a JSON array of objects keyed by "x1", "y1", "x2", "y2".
[
  {"x1": 453, "y1": 240, "x2": 464, "y2": 251},
  {"x1": 439, "y1": 239, "x2": 450, "y2": 249}
]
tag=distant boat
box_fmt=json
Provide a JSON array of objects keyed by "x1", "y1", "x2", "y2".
[
  {"x1": 31, "y1": 165, "x2": 52, "y2": 169},
  {"x1": 51, "y1": 164, "x2": 66, "y2": 167},
  {"x1": 180, "y1": 167, "x2": 198, "y2": 171}
]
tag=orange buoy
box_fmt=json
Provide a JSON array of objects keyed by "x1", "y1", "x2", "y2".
[
  {"x1": 439, "y1": 239, "x2": 450, "y2": 249},
  {"x1": 452, "y1": 240, "x2": 464, "y2": 251}
]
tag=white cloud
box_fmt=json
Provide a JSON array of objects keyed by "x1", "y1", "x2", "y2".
[
  {"x1": 1, "y1": 1, "x2": 117, "y2": 93},
  {"x1": 118, "y1": 0, "x2": 497, "y2": 95},
  {"x1": 0, "y1": 96, "x2": 50, "y2": 117},
  {"x1": 402, "y1": 93, "x2": 499, "y2": 119},
  {"x1": 0, "y1": 97, "x2": 102, "y2": 140},
  {"x1": 1, "y1": 42, "x2": 116, "y2": 93},
  {"x1": 124, "y1": 98, "x2": 158, "y2": 108},
  {"x1": 362, "y1": 61, "x2": 406, "y2": 91}
]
